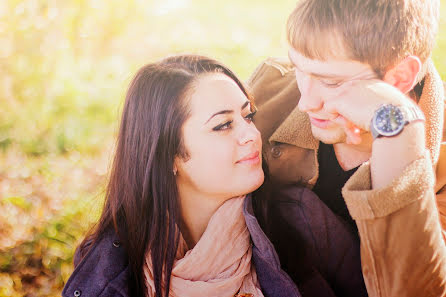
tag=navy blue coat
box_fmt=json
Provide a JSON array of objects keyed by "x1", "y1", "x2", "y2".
[{"x1": 63, "y1": 187, "x2": 367, "y2": 297}]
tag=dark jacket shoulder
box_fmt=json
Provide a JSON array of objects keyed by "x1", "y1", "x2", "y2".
[{"x1": 62, "y1": 229, "x2": 129, "y2": 297}]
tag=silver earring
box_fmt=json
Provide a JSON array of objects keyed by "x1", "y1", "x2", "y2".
[{"x1": 173, "y1": 168, "x2": 177, "y2": 176}]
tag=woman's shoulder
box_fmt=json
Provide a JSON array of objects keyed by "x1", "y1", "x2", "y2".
[{"x1": 62, "y1": 228, "x2": 129, "y2": 297}]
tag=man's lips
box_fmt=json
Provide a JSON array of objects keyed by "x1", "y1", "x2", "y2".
[
  {"x1": 236, "y1": 151, "x2": 260, "y2": 164},
  {"x1": 309, "y1": 116, "x2": 332, "y2": 129}
]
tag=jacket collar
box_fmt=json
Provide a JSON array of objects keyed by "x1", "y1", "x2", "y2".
[
  {"x1": 269, "y1": 104, "x2": 319, "y2": 150},
  {"x1": 417, "y1": 59, "x2": 445, "y2": 164},
  {"x1": 268, "y1": 59, "x2": 445, "y2": 163}
]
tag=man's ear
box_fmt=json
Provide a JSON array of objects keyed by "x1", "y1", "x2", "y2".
[{"x1": 383, "y1": 56, "x2": 421, "y2": 95}]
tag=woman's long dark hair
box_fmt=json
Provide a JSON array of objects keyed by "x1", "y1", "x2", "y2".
[{"x1": 77, "y1": 55, "x2": 253, "y2": 297}]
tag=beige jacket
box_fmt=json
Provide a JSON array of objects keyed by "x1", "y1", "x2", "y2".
[{"x1": 248, "y1": 57, "x2": 446, "y2": 297}]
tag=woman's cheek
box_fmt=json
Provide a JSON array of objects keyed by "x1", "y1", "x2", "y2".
[{"x1": 206, "y1": 142, "x2": 235, "y2": 168}]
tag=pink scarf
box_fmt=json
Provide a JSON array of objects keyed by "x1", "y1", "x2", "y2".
[{"x1": 144, "y1": 196, "x2": 264, "y2": 297}]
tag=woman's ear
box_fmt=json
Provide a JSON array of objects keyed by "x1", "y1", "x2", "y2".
[
  {"x1": 383, "y1": 56, "x2": 421, "y2": 95},
  {"x1": 173, "y1": 161, "x2": 178, "y2": 176},
  {"x1": 173, "y1": 156, "x2": 184, "y2": 176}
]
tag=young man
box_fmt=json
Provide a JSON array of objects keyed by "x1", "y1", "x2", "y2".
[{"x1": 250, "y1": 0, "x2": 446, "y2": 296}]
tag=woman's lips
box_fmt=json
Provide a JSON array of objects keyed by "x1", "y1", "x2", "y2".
[
  {"x1": 309, "y1": 116, "x2": 332, "y2": 129},
  {"x1": 237, "y1": 151, "x2": 260, "y2": 165}
]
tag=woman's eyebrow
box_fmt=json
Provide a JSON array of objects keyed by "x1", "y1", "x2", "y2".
[
  {"x1": 205, "y1": 110, "x2": 233, "y2": 124},
  {"x1": 205, "y1": 101, "x2": 251, "y2": 124},
  {"x1": 241, "y1": 101, "x2": 250, "y2": 110}
]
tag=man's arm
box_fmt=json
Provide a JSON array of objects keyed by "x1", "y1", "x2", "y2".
[
  {"x1": 330, "y1": 80, "x2": 446, "y2": 296},
  {"x1": 343, "y1": 149, "x2": 446, "y2": 297}
]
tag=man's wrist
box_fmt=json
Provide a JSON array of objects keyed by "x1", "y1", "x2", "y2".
[
  {"x1": 371, "y1": 121, "x2": 426, "y2": 189},
  {"x1": 373, "y1": 121, "x2": 425, "y2": 145},
  {"x1": 370, "y1": 104, "x2": 425, "y2": 140}
]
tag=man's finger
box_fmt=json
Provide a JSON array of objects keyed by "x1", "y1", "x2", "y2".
[{"x1": 332, "y1": 115, "x2": 363, "y2": 144}]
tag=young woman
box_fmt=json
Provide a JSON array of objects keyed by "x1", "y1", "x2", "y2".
[{"x1": 62, "y1": 55, "x2": 366, "y2": 297}]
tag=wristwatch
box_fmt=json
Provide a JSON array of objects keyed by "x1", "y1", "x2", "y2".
[{"x1": 370, "y1": 104, "x2": 425, "y2": 139}]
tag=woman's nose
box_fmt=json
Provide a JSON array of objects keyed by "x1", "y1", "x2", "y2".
[{"x1": 237, "y1": 121, "x2": 260, "y2": 146}]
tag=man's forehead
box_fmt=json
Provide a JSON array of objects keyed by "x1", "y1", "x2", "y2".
[{"x1": 288, "y1": 48, "x2": 374, "y2": 79}]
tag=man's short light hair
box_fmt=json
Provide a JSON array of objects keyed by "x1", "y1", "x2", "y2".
[{"x1": 287, "y1": 0, "x2": 440, "y2": 77}]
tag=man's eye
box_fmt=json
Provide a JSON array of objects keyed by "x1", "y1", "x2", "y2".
[
  {"x1": 213, "y1": 121, "x2": 233, "y2": 131},
  {"x1": 244, "y1": 111, "x2": 257, "y2": 123},
  {"x1": 320, "y1": 80, "x2": 342, "y2": 88}
]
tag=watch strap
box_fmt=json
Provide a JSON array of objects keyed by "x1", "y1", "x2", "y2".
[{"x1": 400, "y1": 105, "x2": 425, "y2": 123}]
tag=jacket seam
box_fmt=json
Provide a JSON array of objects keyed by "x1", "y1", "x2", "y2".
[
  {"x1": 246, "y1": 60, "x2": 268, "y2": 87},
  {"x1": 294, "y1": 195, "x2": 324, "y2": 263},
  {"x1": 264, "y1": 59, "x2": 294, "y2": 76},
  {"x1": 361, "y1": 223, "x2": 382, "y2": 297},
  {"x1": 331, "y1": 231, "x2": 353, "y2": 283},
  {"x1": 97, "y1": 265, "x2": 128, "y2": 297}
]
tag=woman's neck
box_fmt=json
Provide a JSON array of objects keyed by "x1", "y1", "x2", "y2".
[{"x1": 178, "y1": 186, "x2": 227, "y2": 249}]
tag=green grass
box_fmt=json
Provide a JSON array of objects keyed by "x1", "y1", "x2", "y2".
[{"x1": 1, "y1": 0, "x2": 446, "y2": 295}]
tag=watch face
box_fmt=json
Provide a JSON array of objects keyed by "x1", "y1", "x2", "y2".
[{"x1": 373, "y1": 105, "x2": 405, "y2": 136}]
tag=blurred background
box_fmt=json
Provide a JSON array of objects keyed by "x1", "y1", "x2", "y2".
[{"x1": 0, "y1": 0, "x2": 445, "y2": 296}]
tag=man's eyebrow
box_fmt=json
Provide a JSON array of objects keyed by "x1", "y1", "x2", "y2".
[
  {"x1": 288, "y1": 52, "x2": 343, "y2": 80},
  {"x1": 308, "y1": 72, "x2": 343, "y2": 80},
  {"x1": 205, "y1": 101, "x2": 251, "y2": 124}
]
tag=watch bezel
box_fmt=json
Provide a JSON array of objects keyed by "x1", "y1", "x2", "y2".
[{"x1": 372, "y1": 104, "x2": 406, "y2": 137}]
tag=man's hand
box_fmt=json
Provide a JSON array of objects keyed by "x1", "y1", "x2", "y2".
[
  {"x1": 324, "y1": 79, "x2": 418, "y2": 145},
  {"x1": 324, "y1": 79, "x2": 426, "y2": 188}
]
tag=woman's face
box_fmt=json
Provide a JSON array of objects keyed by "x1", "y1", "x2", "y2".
[{"x1": 175, "y1": 73, "x2": 264, "y2": 200}]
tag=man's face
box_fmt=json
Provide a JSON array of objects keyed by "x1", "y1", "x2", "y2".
[{"x1": 288, "y1": 47, "x2": 378, "y2": 144}]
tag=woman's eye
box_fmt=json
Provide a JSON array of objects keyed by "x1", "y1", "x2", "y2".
[
  {"x1": 213, "y1": 121, "x2": 233, "y2": 131},
  {"x1": 244, "y1": 111, "x2": 257, "y2": 123},
  {"x1": 212, "y1": 112, "x2": 256, "y2": 131}
]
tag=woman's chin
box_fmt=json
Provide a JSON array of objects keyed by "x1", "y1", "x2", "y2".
[{"x1": 244, "y1": 170, "x2": 265, "y2": 194}]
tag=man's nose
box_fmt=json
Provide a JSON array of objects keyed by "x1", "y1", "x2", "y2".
[{"x1": 296, "y1": 76, "x2": 323, "y2": 112}]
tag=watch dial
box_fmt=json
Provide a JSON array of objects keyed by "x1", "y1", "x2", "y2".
[{"x1": 375, "y1": 105, "x2": 404, "y2": 135}]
